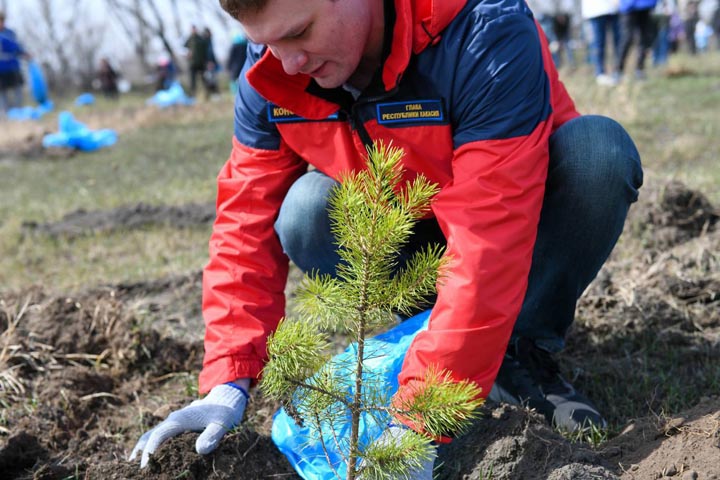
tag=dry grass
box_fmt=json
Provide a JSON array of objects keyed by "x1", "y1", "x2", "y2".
[{"x1": 0, "y1": 298, "x2": 31, "y2": 399}]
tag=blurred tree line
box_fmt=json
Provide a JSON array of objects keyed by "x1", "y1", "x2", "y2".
[{"x1": 7, "y1": 0, "x2": 237, "y2": 94}]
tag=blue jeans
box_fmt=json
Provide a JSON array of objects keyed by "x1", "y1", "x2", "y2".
[
  {"x1": 275, "y1": 115, "x2": 643, "y2": 352},
  {"x1": 653, "y1": 23, "x2": 670, "y2": 66},
  {"x1": 616, "y1": 8, "x2": 656, "y2": 74},
  {"x1": 589, "y1": 15, "x2": 621, "y2": 76}
]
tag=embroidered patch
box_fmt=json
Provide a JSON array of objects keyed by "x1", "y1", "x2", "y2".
[
  {"x1": 267, "y1": 104, "x2": 339, "y2": 123},
  {"x1": 376, "y1": 100, "x2": 444, "y2": 125}
]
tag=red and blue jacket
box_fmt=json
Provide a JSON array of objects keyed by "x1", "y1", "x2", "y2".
[{"x1": 199, "y1": 0, "x2": 580, "y2": 416}]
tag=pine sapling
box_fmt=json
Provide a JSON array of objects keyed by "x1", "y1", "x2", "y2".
[{"x1": 262, "y1": 142, "x2": 483, "y2": 480}]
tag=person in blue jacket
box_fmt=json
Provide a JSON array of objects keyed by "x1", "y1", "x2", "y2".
[
  {"x1": 0, "y1": 11, "x2": 28, "y2": 114},
  {"x1": 226, "y1": 32, "x2": 248, "y2": 94},
  {"x1": 616, "y1": 0, "x2": 659, "y2": 80}
]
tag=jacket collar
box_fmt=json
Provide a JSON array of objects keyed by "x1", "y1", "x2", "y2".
[{"x1": 246, "y1": 0, "x2": 467, "y2": 119}]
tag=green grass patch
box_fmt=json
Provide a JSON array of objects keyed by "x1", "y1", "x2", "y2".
[
  {"x1": 0, "y1": 109, "x2": 231, "y2": 221},
  {"x1": 0, "y1": 225, "x2": 210, "y2": 291},
  {"x1": 0, "y1": 99, "x2": 233, "y2": 291}
]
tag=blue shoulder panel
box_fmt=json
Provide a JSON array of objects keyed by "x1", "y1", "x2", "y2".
[{"x1": 416, "y1": 0, "x2": 551, "y2": 149}]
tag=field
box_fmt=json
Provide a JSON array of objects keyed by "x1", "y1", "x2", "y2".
[{"x1": 0, "y1": 51, "x2": 718, "y2": 479}]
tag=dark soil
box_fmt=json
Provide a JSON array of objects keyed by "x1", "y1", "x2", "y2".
[
  {"x1": 1, "y1": 180, "x2": 718, "y2": 479},
  {"x1": 437, "y1": 404, "x2": 619, "y2": 479},
  {"x1": 21, "y1": 203, "x2": 216, "y2": 238},
  {"x1": 631, "y1": 179, "x2": 719, "y2": 251},
  {"x1": 0, "y1": 132, "x2": 66, "y2": 162}
]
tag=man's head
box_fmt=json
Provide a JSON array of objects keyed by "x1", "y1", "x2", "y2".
[
  {"x1": 0, "y1": 11, "x2": 5, "y2": 29},
  {"x1": 222, "y1": 0, "x2": 384, "y2": 89},
  {"x1": 219, "y1": 0, "x2": 268, "y2": 20}
]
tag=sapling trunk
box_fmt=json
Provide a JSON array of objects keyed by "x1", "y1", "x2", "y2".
[
  {"x1": 262, "y1": 141, "x2": 483, "y2": 480},
  {"x1": 346, "y1": 319, "x2": 365, "y2": 480}
]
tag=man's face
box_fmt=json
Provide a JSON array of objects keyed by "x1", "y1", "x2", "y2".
[{"x1": 241, "y1": 0, "x2": 377, "y2": 89}]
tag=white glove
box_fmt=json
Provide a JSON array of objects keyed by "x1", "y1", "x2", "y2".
[
  {"x1": 364, "y1": 425, "x2": 436, "y2": 479},
  {"x1": 129, "y1": 383, "x2": 248, "y2": 468}
]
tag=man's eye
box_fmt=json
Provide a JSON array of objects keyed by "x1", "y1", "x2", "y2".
[{"x1": 290, "y1": 27, "x2": 308, "y2": 39}]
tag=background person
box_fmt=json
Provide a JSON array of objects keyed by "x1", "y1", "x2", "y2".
[
  {"x1": 582, "y1": 0, "x2": 622, "y2": 86},
  {"x1": 203, "y1": 60, "x2": 221, "y2": 100},
  {"x1": 184, "y1": 25, "x2": 210, "y2": 97},
  {"x1": 526, "y1": 0, "x2": 560, "y2": 48},
  {"x1": 653, "y1": 0, "x2": 678, "y2": 65},
  {"x1": 683, "y1": 0, "x2": 700, "y2": 53},
  {"x1": 203, "y1": 27, "x2": 221, "y2": 99},
  {"x1": 0, "y1": 11, "x2": 28, "y2": 114},
  {"x1": 155, "y1": 55, "x2": 177, "y2": 91},
  {"x1": 526, "y1": 0, "x2": 577, "y2": 69},
  {"x1": 203, "y1": 27, "x2": 219, "y2": 72},
  {"x1": 616, "y1": 0, "x2": 660, "y2": 81},
  {"x1": 226, "y1": 31, "x2": 248, "y2": 94},
  {"x1": 129, "y1": 0, "x2": 643, "y2": 476},
  {"x1": 713, "y1": 2, "x2": 720, "y2": 49},
  {"x1": 551, "y1": 1, "x2": 577, "y2": 69},
  {"x1": 97, "y1": 57, "x2": 119, "y2": 99}
]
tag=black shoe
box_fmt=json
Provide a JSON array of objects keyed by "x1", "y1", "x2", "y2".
[{"x1": 488, "y1": 338, "x2": 607, "y2": 432}]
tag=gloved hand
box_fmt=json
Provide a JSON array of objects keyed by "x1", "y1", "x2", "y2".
[
  {"x1": 364, "y1": 425, "x2": 436, "y2": 479},
  {"x1": 129, "y1": 382, "x2": 248, "y2": 468}
]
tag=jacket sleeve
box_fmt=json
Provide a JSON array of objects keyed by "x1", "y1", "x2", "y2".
[
  {"x1": 199, "y1": 51, "x2": 306, "y2": 393},
  {"x1": 395, "y1": 13, "x2": 554, "y2": 422}
]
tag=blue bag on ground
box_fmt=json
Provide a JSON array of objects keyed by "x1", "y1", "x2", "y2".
[
  {"x1": 271, "y1": 310, "x2": 430, "y2": 480},
  {"x1": 75, "y1": 93, "x2": 95, "y2": 106},
  {"x1": 146, "y1": 82, "x2": 195, "y2": 108},
  {"x1": 28, "y1": 60, "x2": 49, "y2": 105},
  {"x1": 6, "y1": 101, "x2": 53, "y2": 121},
  {"x1": 42, "y1": 111, "x2": 117, "y2": 151}
]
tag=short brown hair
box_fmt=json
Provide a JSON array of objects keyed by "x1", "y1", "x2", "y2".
[{"x1": 219, "y1": 0, "x2": 268, "y2": 19}]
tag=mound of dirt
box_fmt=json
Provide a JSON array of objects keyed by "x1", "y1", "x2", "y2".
[
  {"x1": 437, "y1": 404, "x2": 618, "y2": 479},
  {"x1": 604, "y1": 396, "x2": 720, "y2": 480},
  {"x1": 22, "y1": 202, "x2": 216, "y2": 238},
  {"x1": 633, "y1": 180, "x2": 718, "y2": 250}
]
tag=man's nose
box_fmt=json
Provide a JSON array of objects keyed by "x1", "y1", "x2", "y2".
[{"x1": 269, "y1": 46, "x2": 309, "y2": 76}]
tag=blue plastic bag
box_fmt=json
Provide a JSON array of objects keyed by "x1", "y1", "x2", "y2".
[
  {"x1": 271, "y1": 310, "x2": 430, "y2": 480},
  {"x1": 75, "y1": 93, "x2": 95, "y2": 106},
  {"x1": 6, "y1": 101, "x2": 53, "y2": 121},
  {"x1": 42, "y1": 111, "x2": 117, "y2": 151},
  {"x1": 28, "y1": 60, "x2": 49, "y2": 105},
  {"x1": 146, "y1": 82, "x2": 195, "y2": 108}
]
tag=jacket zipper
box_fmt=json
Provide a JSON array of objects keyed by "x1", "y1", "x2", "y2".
[{"x1": 347, "y1": 87, "x2": 399, "y2": 149}]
